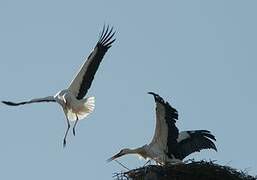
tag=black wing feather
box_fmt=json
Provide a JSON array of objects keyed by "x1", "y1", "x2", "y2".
[
  {"x1": 2, "y1": 97, "x2": 56, "y2": 106},
  {"x1": 148, "y1": 92, "x2": 179, "y2": 158},
  {"x1": 76, "y1": 25, "x2": 116, "y2": 99},
  {"x1": 175, "y1": 130, "x2": 217, "y2": 160},
  {"x1": 2, "y1": 101, "x2": 29, "y2": 106}
]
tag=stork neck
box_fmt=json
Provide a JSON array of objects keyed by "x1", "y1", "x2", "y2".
[
  {"x1": 128, "y1": 146, "x2": 147, "y2": 156},
  {"x1": 129, "y1": 147, "x2": 143, "y2": 154}
]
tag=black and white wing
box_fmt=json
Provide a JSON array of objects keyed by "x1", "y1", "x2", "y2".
[
  {"x1": 148, "y1": 92, "x2": 179, "y2": 156},
  {"x1": 2, "y1": 96, "x2": 56, "y2": 106},
  {"x1": 68, "y1": 25, "x2": 116, "y2": 99},
  {"x1": 174, "y1": 130, "x2": 217, "y2": 160}
]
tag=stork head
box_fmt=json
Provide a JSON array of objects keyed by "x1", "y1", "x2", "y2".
[{"x1": 107, "y1": 148, "x2": 132, "y2": 162}]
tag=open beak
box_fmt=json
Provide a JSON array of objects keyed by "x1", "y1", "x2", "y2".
[{"x1": 107, "y1": 152, "x2": 123, "y2": 162}]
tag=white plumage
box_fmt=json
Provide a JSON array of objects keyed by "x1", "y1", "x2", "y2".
[
  {"x1": 108, "y1": 92, "x2": 217, "y2": 165},
  {"x1": 2, "y1": 25, "x2": 115, "y2": 147}
]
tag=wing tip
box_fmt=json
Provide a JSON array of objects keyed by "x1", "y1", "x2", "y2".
[
  {"x1": 201, "y1": 130, "x2": 217, "y2": 141},
  {"x1": 208, "y1": 140, "x2": 218, "y2": 152},
  {"x1": 2, "y1": 101, "x2": 18, "y2": 106},
  {"x1": 148, "y1": 91, "x2": 162, "y2": 101},
  {"x1": 148, "y1": 91, "x2": 178, "y2": 113},
  {"x1": 98, "y1": 25, "x2": 116, "y2": 48},
  {"x1": 148, "y1": 91, "x2": 169, "y2": 105},
  {"x1": 199, "y1": 132, "x2": 218, "y2": 151}
]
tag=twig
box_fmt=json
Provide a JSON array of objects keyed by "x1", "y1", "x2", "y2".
[{"x1": 115, "y1": 160, "x2": 130, "y2": 171}]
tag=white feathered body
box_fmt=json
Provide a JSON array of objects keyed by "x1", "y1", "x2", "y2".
[{"x1": 54, "y1": 90, "x2": 95, "y2": 122}]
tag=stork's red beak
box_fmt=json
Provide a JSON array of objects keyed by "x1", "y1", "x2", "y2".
[{"x1": 107, "y1": 152, "x2": 123, "y2": 162}]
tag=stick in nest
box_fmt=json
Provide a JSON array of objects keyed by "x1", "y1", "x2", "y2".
[{"x1": 114, "y1": 160, "x2": 130, "y2": 171}]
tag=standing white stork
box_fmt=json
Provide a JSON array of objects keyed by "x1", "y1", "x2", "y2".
[
  {"x1": 2, "y1": 25, "x2": 116, "y2": 147},
  {"x1": 108, "y1": 92, "x2": 217, "y2": 165}
]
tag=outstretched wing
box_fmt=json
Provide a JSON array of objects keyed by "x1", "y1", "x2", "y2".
[
  {"x1": 174, "y1": 130, "x2": 217, "y2": 160},
  {"x1": 2, "y1": 96, "x2": 56, "y2": 106},
  {"x1": 68, "y1": 25, "x2": 116, "y2": 100},
  {"x1": 148, "y1": 92, "x2": 179, "y2": 157}
]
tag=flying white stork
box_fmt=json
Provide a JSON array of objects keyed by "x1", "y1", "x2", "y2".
[
  {"x1": 108, "y1": 92, "x2": 217, "y2": 165},
  {"x1": 2, "y1": 25, "x2": 116, "y2": 147}
]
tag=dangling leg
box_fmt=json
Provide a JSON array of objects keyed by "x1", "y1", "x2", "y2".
[
  {"x1": 73, "y1": 115, "x2": 79, "y2": 136},
  {"x1": 63, "y1": 116, "x2": 70, "y2": 148}
]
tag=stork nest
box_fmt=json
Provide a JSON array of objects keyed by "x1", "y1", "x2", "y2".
[{"x1": 113, "y1": 160, "x2": 256, "y2": 180}]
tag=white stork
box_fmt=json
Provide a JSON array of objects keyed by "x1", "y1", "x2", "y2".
[
  {"x1": 2, "y1": 25, "x2": 116, "y2": 147},
  {"x1": 108, "y1": 92, "x2": 217, "y2": 165}
]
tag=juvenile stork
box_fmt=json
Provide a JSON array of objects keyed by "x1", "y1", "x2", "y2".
[
  {"x1": 108, "y1": 92, "x2": 217, "y2": 165},
  {"x1": 2, "y1": 25, "x2": 116, "y2": 147}
]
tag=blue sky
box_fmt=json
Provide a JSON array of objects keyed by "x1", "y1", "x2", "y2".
[{"x1": 0, "y1": 0, "x2": 257, "y2": 179}]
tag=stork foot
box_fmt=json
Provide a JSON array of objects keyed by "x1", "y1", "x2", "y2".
[
  {"x1": 63, "y1": 138, "x2": 67, "y2": 148},
  {"x1": 73, "y1": 127, "x2": 76, "y2": 136}
]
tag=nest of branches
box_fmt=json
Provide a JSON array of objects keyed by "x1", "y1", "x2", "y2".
[{"x1": 114, "y1": 160, "x2": 256, "y2": 180}]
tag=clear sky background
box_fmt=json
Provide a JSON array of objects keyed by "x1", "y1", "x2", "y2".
[{"x1": 0, "y1": 0, "x2": 257, "y2": 179}]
